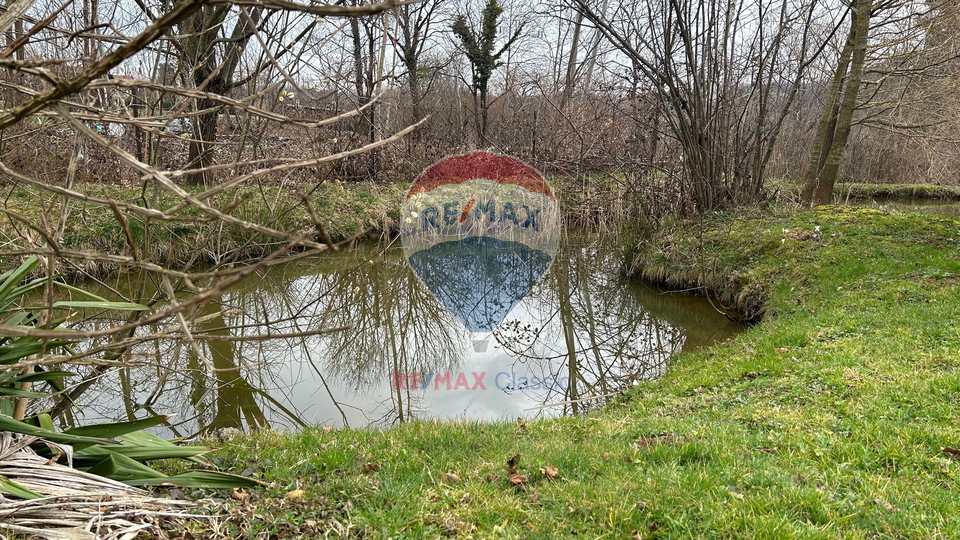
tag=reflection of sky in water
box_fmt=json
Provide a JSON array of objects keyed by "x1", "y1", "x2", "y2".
[{"x1": 59, "y1": 233, "x2": 743, "y2": 435}]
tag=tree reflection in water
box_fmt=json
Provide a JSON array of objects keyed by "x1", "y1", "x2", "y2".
[
  {"x1": 492, "y1": 231, "x2": 737, "y2": 414},
  {"x1": 54, "y1": 230, "x2": 741, "y2": 434}
]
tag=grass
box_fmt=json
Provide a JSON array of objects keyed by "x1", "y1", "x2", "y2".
[
  {"x1": 0, "y1": 180, "x2": 407, "y2": 278},
  {"x1": 766, "y1": 178, "x2": 960, "y2": 202},
  {"x1": 167, "y1": 205, "x2": 960, "y2": 539}
]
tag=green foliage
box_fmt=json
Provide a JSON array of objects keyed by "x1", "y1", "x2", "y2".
[
  {"x1": 0, "y1": 255, "x2": 262, "y2": 498},
  {"x1": 0, "y1": 257, "x2": 71, "y2": 414},
  {"x1": 451, "y1": 0, "x2": 523, "y2": 99},
  {"x1": 0, "y1": 413, "x2": 260, "y2": 498}
]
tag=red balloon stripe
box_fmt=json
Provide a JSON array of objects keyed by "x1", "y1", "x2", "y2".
[{"x1": 404, "y1": 152, "x2": 555, "y2": 201}]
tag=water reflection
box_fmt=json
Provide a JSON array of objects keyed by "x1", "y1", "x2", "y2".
[
  {"x1": 56, "y1": 230, "x2": 742, "y2": 435},
  {"x1": 854, "y1": 197, "x2": 960, "y2": 217}
]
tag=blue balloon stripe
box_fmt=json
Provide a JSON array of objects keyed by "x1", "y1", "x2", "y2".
[{"x1": 407, "y1": 236, "x2": 554, "y2": 332}]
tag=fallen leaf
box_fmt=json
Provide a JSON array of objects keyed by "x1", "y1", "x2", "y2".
[
  {"x1": 460, "y1": 493, "x2": 472, "y2": 504},
  {"x1": 941, "y1": 446, "x2": 960, "y2": 459},
  {"x1": 602, "y1": 452, "x2": 611, "y2": 461},
  {"x1": 443, "y1": 472, "x2": 462, "y2": 483},
  {"x1": 509, "y1": 474, "x2": 527, "y2": 486},
  {"x1": 636, "y1": 432, "x2": 681, "y2": 447},
  {"x1": 231, "y1": 488, "x2": 248, "y2": 502},
  {"x1": 874, "y1": 498, "x2": 896, "y2": 510},
  {"x1": 540, "y1": 466, "x2": 559, "y2": 479},
  {"x1": 507, "y1": 453, "x2": 521, "y2": 473},
  {"x1": 284, "y1": 489, "x2": 306, "y2": 502},
  {"x1": 624, "y1": 455, "x2": 634, "y2": 464},
  {"x1": 648, "y1": 523, "x2": 659, "y2": 532},
  {"x1": 364, "y1": 463, "x2": 381, "y2": 473}
]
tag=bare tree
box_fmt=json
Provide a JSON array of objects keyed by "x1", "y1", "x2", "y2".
[
  {"x1": 395, "y1": 0, "x2": 446, "y2": 124},
  {"x1": 573, "y1": 0, "x2": 832, "y2": 212},
  {"x1": 0, "y1": 0, "x2": 419, "y2": 431},
  {"x1": 177, "y1": 4, "x2": 264, "y2": 185},
  {"x1": 801, "y1": 0, "x2": 959, "y2": 204}
]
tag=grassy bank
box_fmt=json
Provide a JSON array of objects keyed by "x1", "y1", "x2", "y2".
[
  {"x1": 768, "y1": 179, "x2": 960, "y2": 202},
  {"x1": 168, "y1": 206, "x2": 960, "y2": 539},
  {"x1": 0, "y1": 180, "x2": 406, "y2": 277},
  {"x1": 0, "y1": 174, "x2": 624, "y2": 278}
]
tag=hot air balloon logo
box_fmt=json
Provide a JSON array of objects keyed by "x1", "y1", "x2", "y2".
[{"x1": 400, "y1": 152, "x2": 560, "y2": 338}]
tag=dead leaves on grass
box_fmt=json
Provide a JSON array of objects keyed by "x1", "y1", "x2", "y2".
[
  {"x1": 284, "y1": 489, "x2": 306, "y2": 502},
  {"x1": 506, "y1": 453, "x2": 521, "y2": 474},
  {"x1": 443, "y1": 472, "x2": 462, "y2": 483},
  {"x1": 508, "y1": 473, "x2": 528, "y2": 486},
  {"x1": 940, "y1": 446, "x2": 960, "y2": 459},
  {"x1": 540, "y1": 466, "x2": 559, "y2": 479},
  {"x1": 502, "y1": 453, "x2": 561, "y2": 489}
]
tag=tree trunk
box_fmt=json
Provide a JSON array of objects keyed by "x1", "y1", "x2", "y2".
[
  {"x1": 479, "y1": 85, "x2": 489, "y2": 145},
  {"x1": 406, "y1": 58, "x2": 422, "y2": 122},
  {"x1": 186, "y1": 77, "x2": 225, "y2": 185},
  {"x1": 183, "y1": 6, "x2": 261, "y2": 185},
  {"x1": 559, "y1": 12, "x2": 583, "y2": 110},
  {"x1": 801, "y1": 0, "x2": 870, "y2": 206}
]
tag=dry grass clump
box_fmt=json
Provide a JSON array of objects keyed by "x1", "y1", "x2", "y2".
[{"x1": 0, "y1": 432, "x2": 202, "y2": 540}]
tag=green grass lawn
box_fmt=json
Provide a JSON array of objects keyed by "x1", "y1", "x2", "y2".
[{"x1": 176, "y1": 205, "x2": 960, "y2": 539}]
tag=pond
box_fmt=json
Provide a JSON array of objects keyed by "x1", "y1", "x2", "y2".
[
  {"x1": 58, "y1": 230, "x2": 744, "y2": 436},
  {"x1": 853, "y1": 197, "x2": 960, "y2": 217}
]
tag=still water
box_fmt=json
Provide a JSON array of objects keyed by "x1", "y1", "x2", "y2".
[
  {"x1": 856, "y1": 197, "x2": 960, "y2": 217},
  {"x1": 63, "y1": 231, "x2": 743, "y2": 436}
]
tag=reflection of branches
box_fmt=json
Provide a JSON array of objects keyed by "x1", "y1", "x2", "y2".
[
  {"x1": 0, "y1": 0, "x2": 439, "y2": 437},
  {"x1": 321, "y1": 246, "x2": 465, "y2": 391},
  {"x1": 493, "y1": 230, "x2": 698, "y2": 410}
]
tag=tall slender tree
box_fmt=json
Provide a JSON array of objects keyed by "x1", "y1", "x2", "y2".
[
  {"x1": 801, "y1": 0, "x2": 871, "y2": 206},
  {"x1": 396, "y1": 0, "x2": 445, "y2": 124},
  {"x1": 451, "y1": 0, "x2": 523, "y2": 145}
]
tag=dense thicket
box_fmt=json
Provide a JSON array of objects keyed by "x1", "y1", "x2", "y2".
[{"x1": 1, "y1": 0, "x2": 958, "y2": 207}]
